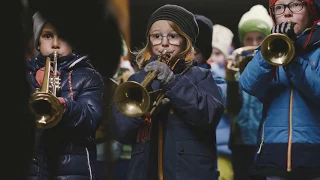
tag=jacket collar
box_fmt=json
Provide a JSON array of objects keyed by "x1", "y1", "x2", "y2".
[
  {"x1": 295, "y1": 23, "x2": 320, "y2": 53},
  {"x1": 35, "y1": 53, "x2": 94, "y2": 71}
]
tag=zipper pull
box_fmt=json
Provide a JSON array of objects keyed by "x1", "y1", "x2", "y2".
[
  {"x1": 257, "y1": 121, "x2": 266, "y2": 154},
  {"x1": 257, "y1": 140, "x2": 264, "y2": 154}
]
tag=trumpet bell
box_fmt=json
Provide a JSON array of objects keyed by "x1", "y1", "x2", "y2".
[
  {"x1": 113, "y1": 81, "x2": 150, "y2": 117},
  {"x1": 30, "y1": 92, "x2": 63, "y2": 129},
  {"x1": 260, "y1": 33, "x2": 295, "y2": 66},
  {"x1": 227, "y1": 46, "x2": 257, "y2": 74}
]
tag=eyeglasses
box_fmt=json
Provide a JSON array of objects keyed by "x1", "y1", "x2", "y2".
[
  {"x1": 149, "y1": 33, "x2": 181, "y2": 45},
  {"x1": 270, "y1": 1, "x2": 306, "y2": 15}
]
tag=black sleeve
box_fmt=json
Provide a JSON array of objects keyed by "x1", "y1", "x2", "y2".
[{"x1": 226, "y1": 80, "x2": 242, "y2": 115}]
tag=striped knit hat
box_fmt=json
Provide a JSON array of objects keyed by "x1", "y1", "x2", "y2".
[{"x1": 145, "y1": 4, "x2": 199, "y2": 44}]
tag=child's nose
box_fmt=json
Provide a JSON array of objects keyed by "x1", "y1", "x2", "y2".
[
  {"x1": 51, "y1": 37, "x2": 60, "y2": 49},
  {"x1": 283, "y1": 7, "x2": 293, "y2": 17},
  {"x1": 252, "y1": 40, "x2": 259, "y2": 46},
  {"x1": 161, "y1": 37, "x2": 169, "y2": 47}
]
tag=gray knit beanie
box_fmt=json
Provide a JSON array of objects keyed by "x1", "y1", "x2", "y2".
[
  {"x1": 145, "y1": 4, "x2": 199, "y2": 45},
  {"x1": 33, "y1": 11, "x2": 47, "y2": 50}
]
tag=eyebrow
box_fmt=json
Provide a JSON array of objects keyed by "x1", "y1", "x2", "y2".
[
  {"x1": 150, "y1": 30, "x2": 160, "y2": 34},
  {"x1": 41, "y1": 30, "x2": 54, "y2": 34},
  {"x1": 150, "y1": 30, "x2": 177, "y2": 34}
]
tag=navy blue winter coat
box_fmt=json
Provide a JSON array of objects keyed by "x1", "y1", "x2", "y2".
[
  {"x1": 28, "y1": 54, "x2": 104, "y2": 180},
  {"x1": 113, "y1": 56, "x2": 225, "y2": 180}
]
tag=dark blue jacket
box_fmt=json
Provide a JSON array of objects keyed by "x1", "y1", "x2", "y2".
[
  {"x1": 113, "y1": 56, "x2": 225, "y2": 180},
  {"x1": 28, "y1": 54, "x2": 104, "y2": 180},
  {"x1": 210, "y1": 70, "x2": 231, "y2": 157},
  {"x1": 200, "y1": 66, "x2": 231, "y2": 156}
]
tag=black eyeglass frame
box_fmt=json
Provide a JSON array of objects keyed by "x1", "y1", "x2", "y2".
[
  {"x1": 270, "y1": 0, "x2": 306, "y2": 15},
  {"x1": 148, "y1": 33, "x2": 181, "y2": 45}
]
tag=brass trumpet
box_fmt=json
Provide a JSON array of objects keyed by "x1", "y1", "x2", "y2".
[
  {"x1": 260, "y1": 33, "x2": 295, "y2": 66},
  {"x1": 227, "y1": 46, "x2": 258, "y2": 74},
  {"x1": 260, "y1": 20, "x2": 295, "y2": 66},
  {"x1": 29, "y1": 51, "x2": 63, "y2": 129},
  {"x1": 113, "y1": 52, "x2": 170, "y2": 117}
]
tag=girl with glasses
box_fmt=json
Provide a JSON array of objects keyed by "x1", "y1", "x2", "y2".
[
  {"x1": 226, "y1": 4, "x2": 273, "y2": 180},
  {"x1": 112, "y1": 4, "x2": 225, "y2": 180},
  {"x1": 239, "y1": 0, "x2": 320, "y2": 179}
]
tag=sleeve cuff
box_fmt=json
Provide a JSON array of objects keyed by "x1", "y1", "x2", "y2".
[{"x1": 256, "y1": 51, "x2": 273, "y2": 69}]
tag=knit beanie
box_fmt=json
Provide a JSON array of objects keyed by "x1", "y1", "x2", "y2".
[
  {"x1": 145, "y1": 4, "x2": 199, "y2": 44},
  {"x1": 33, "y1": 11, "x2": 47, "y2": 50},
  {"x1": 269, "y1": 0, "x2": 320, "y2": 23},
  {"x1": 194, "y1": 14, "x2": 213, "y2": 60},
  {"x1": 238, "y1": 5, "x2": 273, "y2": 44},
  {"x1": 212, "y1": 24, "x2": 234, "y2": 57}
]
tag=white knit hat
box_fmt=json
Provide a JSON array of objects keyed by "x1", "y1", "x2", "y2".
[
  {"x1": 238, "y1": 5, "x2": 273, "y2": 44},
  {"x1": 211, "y1": 24, "x2": 234, "y2": 57}
]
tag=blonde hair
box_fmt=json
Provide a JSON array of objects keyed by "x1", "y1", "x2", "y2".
[{"x1": 132, "y1": 21, "x2": 194, "y2": 69}]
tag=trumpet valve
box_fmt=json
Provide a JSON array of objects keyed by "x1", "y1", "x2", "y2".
[{"x1": 54, "y1": 77, "x2": 61, "y2": 87}]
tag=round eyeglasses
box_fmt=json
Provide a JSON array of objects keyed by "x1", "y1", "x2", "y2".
[
  {"x1": 149, "y1": 33, "x2": 181, "y2": 45},
  {"x1": 270, "y1": 1, "x2": 306, "y2": 15}
]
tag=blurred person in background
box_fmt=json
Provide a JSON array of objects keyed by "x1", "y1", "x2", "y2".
[
  {"x1": 113, "y1": 35, "x2": 135, "y2": 84},
  {"x1": 194, "y1": 14, "x2": 228, "y2": 180},
  {"x1": 208, "y1": 24, "x2": 234, "y2": 180},
  {"x1": 194, "y1": 14, "x2": 227, "y2": 106},
  {"x1": 96, "y1": 34, "x2": 134, "y2": 180},
  {"x1": 193, "y1": 14, "x2": 214, "y2": 70},
  {"x1": 225, "y1": 4, "x2": 273, "y2": 180}
]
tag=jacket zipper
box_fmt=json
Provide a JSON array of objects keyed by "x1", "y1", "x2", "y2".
[
  {"x1": 85, "y1": 148, "x2": 93, "y2": 180},
  {"x1": 287, "y1": 87, "x2": 294, "y2": 172},
  {"x1": 257, "y1": 121, "x2": 265, "y2": 154}
]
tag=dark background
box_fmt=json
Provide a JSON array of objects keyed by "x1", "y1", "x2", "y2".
[{"x1": 130, "y1": 0, "x2": 269, "y2": 51}]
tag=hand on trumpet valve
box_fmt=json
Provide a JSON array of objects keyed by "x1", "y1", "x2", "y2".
[
  {"x1": 144, "y1": 61, "x2": 174, "y2": 85},
  {"x1": 57, "y1": 97, "x2": 66, "y2": 109},
  {"x1": 151, "y1": 97, "x2": 170, "y2": 117},
  {"x1": 35, "y1": 67, "x2": 46, "y2": 86},
  {"x1": 36, "y1": 67, "x2": 61, "y2": 86},
  {"x1": 271, "y1": 21, "x2": 296, "y2": 39}
]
